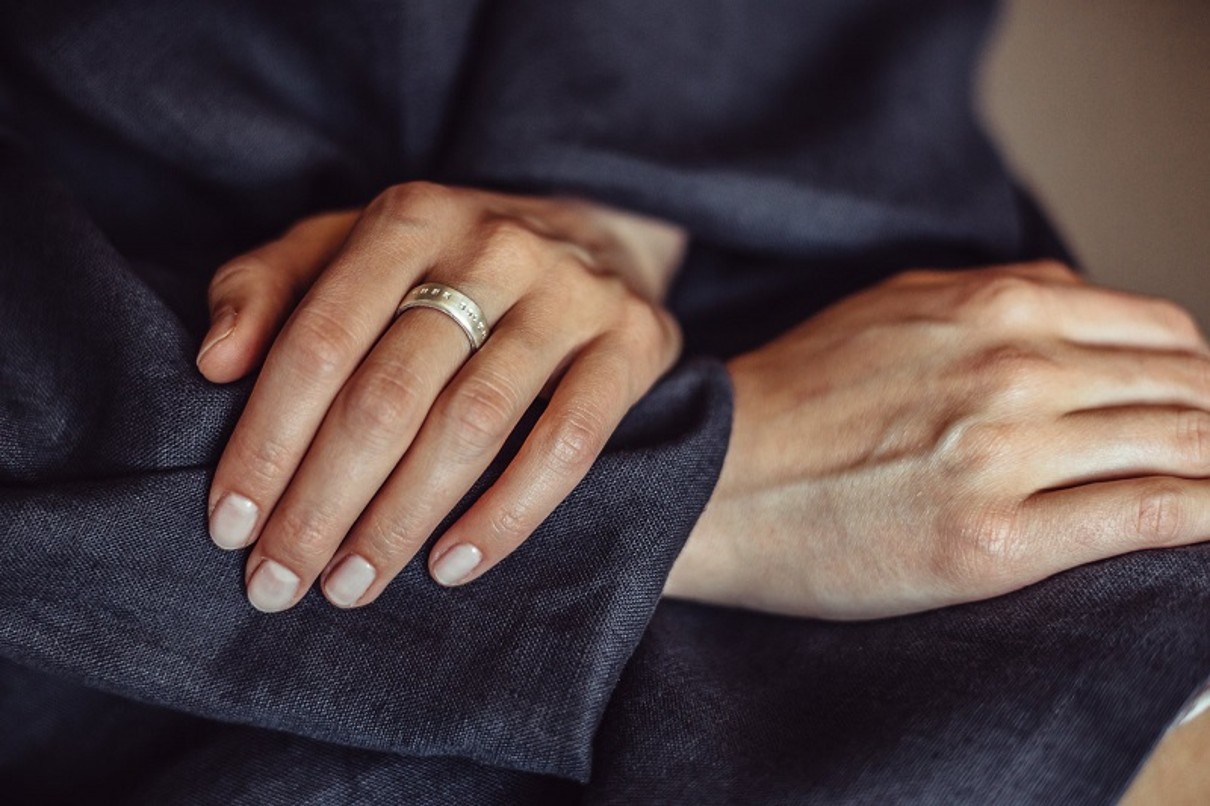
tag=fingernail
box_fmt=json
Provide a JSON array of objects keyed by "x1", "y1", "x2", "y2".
[
  {"x1": 431, "y1": 543, "x2": 482, "y2": 587},
  {"x1": 323, "y1": 554, "x2": 376, "y2": 607},
  {"x1": 247, "y1": 559, "x2": 300, "y2": 613},
  {"x1": 209, "y1": 492, "x2": 258, "y2": 549},
  {"x1": 197, "y1": 309, "x2": 237, "y2": 366}
]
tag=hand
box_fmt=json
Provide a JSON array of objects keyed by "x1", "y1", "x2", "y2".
[
  {"x1": 196, "y1": 182, "x2": 686, "y2": 612},
  {"x1": 665, "y1": 261, "x2": 1210, "y2": 619}
]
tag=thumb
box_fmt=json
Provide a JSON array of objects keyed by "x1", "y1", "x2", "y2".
[{"x1": 196, "y1": 210, "x2": 358, "y2": 383}]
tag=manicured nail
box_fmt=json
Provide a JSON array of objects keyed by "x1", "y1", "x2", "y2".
[
  {"x1": 209, "y1": 492, "x2": 259, "y2": 549},
  {"x1": 431, "y1": 543, "x2": 482, "y2": 586},
  {"x1": 323, "y1": 554, "x2": 376, "y2": 607},
  {"x1": 196, "y1": 309, "x2": 237, "y2": 367},
  {"x1": 247, "y1": 559, "x2": 300, "y2": 613}
]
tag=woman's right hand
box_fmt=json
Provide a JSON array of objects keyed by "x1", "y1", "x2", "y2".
[{"x1": 665, "y1": 261, "x2": 1210, "y2": 619}]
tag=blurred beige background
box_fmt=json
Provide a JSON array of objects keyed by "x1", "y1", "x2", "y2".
[{"x1": 979, "y1": 0, "x2": 1210, "y2": 325}]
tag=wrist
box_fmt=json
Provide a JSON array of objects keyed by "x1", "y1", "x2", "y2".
[
  {"x1": 663, "y1": 356, "x2": 757, "y2": 608},
  {"x1": 663, "y1": 481, "x2": 748, "y2": 608}
]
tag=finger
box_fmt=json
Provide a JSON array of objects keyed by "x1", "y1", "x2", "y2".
[
  {"x1": 238, "y1": 212, "x2": 578, "y2": 611},
  {"x1": 1030, "y1": 407, "x2": 1210, "y2": 489},
  {"x1": 239, "y1": 309, "x2": 472, "y2": 612},
  {"x1": 1015, "y1": 476, "x2": 1210, "y2": 584},
  {"x1": 197, "y1": 210, "x2": 358, "y2": 383},
  {"x1": 321, "y1": 291, "x2": 607, "y2": 608},
  {"x1": 239, "y1": 262, "x2": 532, "y2": 612},
  {"x1": 206, "y1": 186, "x2": 455, "y2": 555},
  {"x1": 892, "y1": 260, "x2": 1084, "y2": 288},
  {"x1": 1050, "y1": 345, "x2": 1210, "y2": 412},
  {"x1": 427, "y1": 308, "x2": 680, "y2": 587},
  {"x1": 1042, "y1": 284, "x2": 1207, "y2": 353},
  {"x1": 1006, "y1": 260, "x2": 1084, "y2": 285},
  {"x1": 897, "y1": 263, "x2": 1205, "y2": 353}
]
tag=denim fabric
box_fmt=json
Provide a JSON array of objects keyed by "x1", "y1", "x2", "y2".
[{"x1": 1, "y1": 1, "x2": 1204, "y2": 804}]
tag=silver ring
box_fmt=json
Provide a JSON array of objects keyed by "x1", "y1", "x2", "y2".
[{"x1": 394, "y1": 282, "x2": 491, "y2": 351}]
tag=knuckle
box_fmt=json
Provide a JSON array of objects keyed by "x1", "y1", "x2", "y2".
[
  {"x1": 357, "y1": 515, "x2": 429, "y2": 562},
  {"x1": 966, "y1": 343, "x2": 1054, "y2": 406},
  {"x1": 286, "y1": 306, "x2": 360, "y2": 379},
  {"x1": 341, "y1": 363, "x2": 426, "y2": 437},
  {"x1": 544, "y1": 406, "x2": 608, "y2": 473},
  {"x1": 478, "y1": 217, "x2": 543, "y2": 266},
  {"x1": 939, "y1": 420, "x2": 1015, "y2": 475},
  {"x1": 1029, "y1": 258, "x2": 1078, "y2": 280},
  {"x1": 370, "y1": 180, "x2": 448, "y2": 221},
  {"x1": 1177, "y1": 409, "x2": 1210, "y2": 467},
  {"x1": 210, "y1": 254, "x2": 265, "y2": 294},
  {"x1": 555, "y1": 248, "x2": 593, "y2": 274},
  {"x1": 270, "y1": 506, "x2": 339, "y2": 561},
  {"x1": 624, "y1": 297, "x2": 665, "y2": 339},
  {"x1": 229, "y1": 431, "x2": 295, "y2": 489},
  {"x1": 959, "y1": 276, "x2": 1045, "y2": 327},
  {"x1": 603, "y1": 353, "x2": 641, "y2": 404},
  {"x1": 486, "y1": 500, "x2": 531, "y2": 544},
  {"x1": 562, "y1": 245, "x2": 603, "y2": 277},
  {"x1": 441, "y1": 374, "x2": 522, "y2": 458},
  {"x1": 613, "y1": 298, "x2": 667, "y2": 353},
  {"x1": 1134, "y1": 481, "x2": 1186, "y2": 545},
  {"x1": 934, "y1": 507, "x2": 1022, "y2": 588}
]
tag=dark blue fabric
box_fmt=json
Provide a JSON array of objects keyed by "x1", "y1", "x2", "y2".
[
  {"x1": 0, "y1": 123, "x2": 731, "y2": 783},
  {"x1": 587, "y1": 551, "x2": 1210, "y2": 804},
  {"x1": 0, "y1": 1, "x2": 1204, "y2": 803},
  {"x1": 0, "y1": 657, "x2": 578, "y2": 804}
]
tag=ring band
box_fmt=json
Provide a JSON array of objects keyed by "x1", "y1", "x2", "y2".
[{"x1": 394, "y1": 282, "x2": 491, "y2": 351}]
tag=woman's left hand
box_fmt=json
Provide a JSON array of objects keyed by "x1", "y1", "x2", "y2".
[{"x1": 196, "y1": 182, "x2": 686, "y2": 612}]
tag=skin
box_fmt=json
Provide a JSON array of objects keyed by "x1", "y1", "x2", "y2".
[
  {"x1": 200, "y1": 196, "x2": 1210, "y2": 623},
  {"x1": 664, "y1": 261, "x2": 1210, "y2": 619},
  {"x1": 196, "y1": 201, "x2": 1210, "y2": 790},
  {"x1": 197, "y1": 182, "x2": 687, "y2": 612}
]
